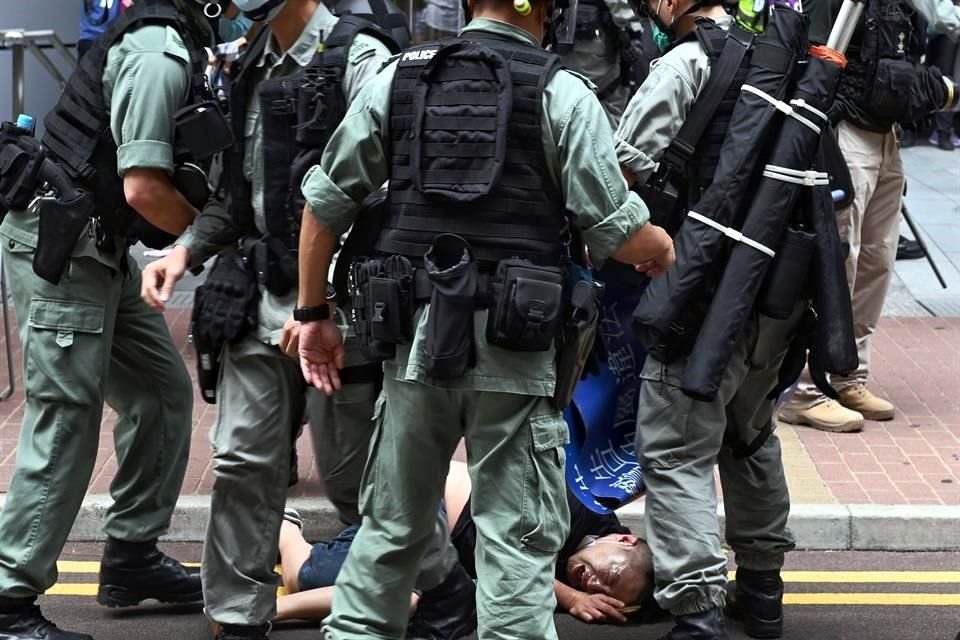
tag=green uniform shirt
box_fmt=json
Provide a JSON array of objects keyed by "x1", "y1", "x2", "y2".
[
  {"x1": 0, "y1": 24, "x2": 191, "y2": 271},
  {"x1": 614, "y1": 14, "x2": 732, "y2": 185},
  {"x1": 301, "y1": 18, "x2": 650, "y2": 397},
  {"x1": 178, "y1": 5, "x2": 393, "y2": 346}
]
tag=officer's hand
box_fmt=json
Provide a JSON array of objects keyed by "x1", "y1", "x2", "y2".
[
  {"x1": 141, "y1": 245, "x2": 190, "y2": 311},
  {"x1": 280, "y1": 314, "x2": 300, "y2": 358},
  {"x1": 567, "y1": 592, "x2": 627, "y2": 624},
  {"x1": 299, "y1": 318, "x2": 346, "y2": 395}
]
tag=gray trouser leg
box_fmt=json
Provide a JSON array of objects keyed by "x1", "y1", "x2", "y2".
[{"x1": 201, "y1": 338, "x2": 303, "y2": 625}]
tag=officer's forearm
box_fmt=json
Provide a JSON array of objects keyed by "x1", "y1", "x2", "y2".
[
  {"x1": 123, "y1": 168, "x2": 198, "y2": 236},
  {"x1": 298, "y1": 204, "x2": 338, "y2": 307},
  {"x1": 611, "y1": 222, "x2": 671, "y2": 264}
]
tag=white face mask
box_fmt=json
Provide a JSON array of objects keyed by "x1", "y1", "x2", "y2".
[{"x1": 232, "y1": 0, "x2": 288, "y2": 22}]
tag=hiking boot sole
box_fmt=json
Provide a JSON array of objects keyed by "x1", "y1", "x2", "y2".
[
  {"x1": 96, "y1": 584, "x2": 203, "y2": 608},
  {"x1": 855, "y1": 407, "x2": 895, "y2": 422},
  {"x1": 725, "y1": 603, "x2": 783, "y2": 639},
  {"x1": 777, "y1": 409, "x2": 863, "y2": 433}
]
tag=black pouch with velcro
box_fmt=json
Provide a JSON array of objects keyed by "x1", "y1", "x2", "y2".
[{"x1": 486, "y1": 258, "x2": 564, "y2": 352}]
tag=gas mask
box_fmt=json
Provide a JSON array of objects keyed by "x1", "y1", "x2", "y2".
[{"x1": 233, "y1": 0, "x2": 289, "y2": 22}]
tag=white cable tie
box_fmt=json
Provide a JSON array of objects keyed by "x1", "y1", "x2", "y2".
[
  {"x1": 790, "y1": 98, "x2": 829, "y2": 123},
  {"x1": 763, "y1": 165, "x2": 830, "y2": 186},
  {"x1": 687, "y1": 211, "x2": 777, "y2": 258},
  {"x1": 742, "y1": 85, "x2": 822, "y2": 134}
]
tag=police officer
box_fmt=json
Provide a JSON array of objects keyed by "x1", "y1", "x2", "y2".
[
  {"x1": 616, "y1": 0, "x2": 804, "y2": 638},
  {"x1": 0, "y1": 1, "x2": 220, "y2": 638},
  {"x1": 138, "y1": 1, "x2": 464, "y2": 639},
  {"x1": 293, "y1": 0, "x2": 675, "y2": 636},
  {"x1": 560, "y1": 0, "x2": 646, "y2": 125},
  {"x1": 779, "y1": 0, "x2": 960, "y2": 433}
]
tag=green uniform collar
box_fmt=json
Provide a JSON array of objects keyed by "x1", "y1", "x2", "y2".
[
  {"x1": 460, "y1": 18, "x2": 541, "y2": 49},
  {"x1": 259, "y1": 3, "x2": 337, "y2": 69}
]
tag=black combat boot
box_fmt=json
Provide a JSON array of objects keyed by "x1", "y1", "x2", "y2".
[
  {"x1": 0, "y1": 597, "x2": 93, "y2": 640},
  {"x1": 658, "y1": 607, "x2": 729, "y2": 640},
  {"x1": 405, "y1": 562, "x2": 477, "y2": 640},
  {"x1": 725, "y1": 568, "x2": 784, "y2": 638},
  {"x1": 96, "y1": 537, "x2": 202, "y2": 608},
  {"x1": 214, "y1": 623, "x2": 271, "y2": 640}
]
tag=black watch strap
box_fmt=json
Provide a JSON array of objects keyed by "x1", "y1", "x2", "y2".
[{"x1": 293, "y1": 304, "x2": 331, "y2": 323}]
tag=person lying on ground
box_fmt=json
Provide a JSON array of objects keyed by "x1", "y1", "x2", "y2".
[{"x1": 274, "y1": 461, "x2": 656, "y2": 625}]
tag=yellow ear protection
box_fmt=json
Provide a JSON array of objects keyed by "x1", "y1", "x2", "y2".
[{"x1": 513, "y1": 0, "x2": 532, "y2": 15}]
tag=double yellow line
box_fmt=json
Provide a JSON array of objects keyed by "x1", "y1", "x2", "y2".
[{"x1": 48, "y1": 564, "x2": 960, "y2": 606}]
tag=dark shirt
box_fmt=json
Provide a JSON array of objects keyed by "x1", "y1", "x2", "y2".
[{"x1": 451, "y1": 488, "x2": 630, "y2": 585}]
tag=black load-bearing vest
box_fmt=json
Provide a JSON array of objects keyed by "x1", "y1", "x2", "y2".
[
  {"x1": 835, "y1": 0, "x2": 927, "y2": 131},
  {"x1": 376, "y1": 33, "x2": 565, "y2": 271},
  {"x1": 226, "y1": 15, "x2": 400, "y2": 253},
  {"x1": 682, "y1": 19, "x2": 753, "y2": 208},
  {"x1": 42, "y1": 0, "x2": 208, "y2": 243}
]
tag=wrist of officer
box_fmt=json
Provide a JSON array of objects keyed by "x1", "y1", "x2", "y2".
[{"x1": 294, "y1": 283, "x2": 337, "y2": 323}]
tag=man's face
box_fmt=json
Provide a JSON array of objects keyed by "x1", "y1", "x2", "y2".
[{"x1": 565, "y1": 534, "x2": 651, "y2": 606}]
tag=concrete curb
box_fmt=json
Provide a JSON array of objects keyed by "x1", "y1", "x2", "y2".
[{"x1": 12, "y1": 495, "x2": 955, "y2": 551}]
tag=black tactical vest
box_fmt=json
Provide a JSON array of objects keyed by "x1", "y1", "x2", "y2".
[
  {"x1": 835, "y1": 0, "x2": 927, "y2": 131},
  {"x1": 376, "y1": 34, "x2": 565, "y2": 272},
  {"x1": 42, "y1": 0, "x2": 207, "y2": 243},
  {"x1": 225, "y1": 15, "x2": 398, "y2": 253},
  {"x1": 684, "y1": 20, "x2": 752, "y2": 207}
]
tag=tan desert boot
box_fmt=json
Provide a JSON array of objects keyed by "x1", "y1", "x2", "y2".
[
  {"x1": 778, "y1": 399, "x2": 865, "y2": 433},
  {"x1": 838, "y1": 383, "x2": 896, "y2": 421}
]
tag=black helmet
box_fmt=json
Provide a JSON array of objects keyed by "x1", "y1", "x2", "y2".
[{"x1": 334, "y1": 0, "x2": 412, "y2": 49}]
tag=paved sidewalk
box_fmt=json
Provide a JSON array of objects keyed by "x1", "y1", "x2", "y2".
[{"x1": 0, "y1": 144, "x2": 957, "y2": 548}]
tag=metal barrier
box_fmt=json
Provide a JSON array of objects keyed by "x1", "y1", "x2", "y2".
[
  {"x1": 0, "y1": 28, "x2": 73, "y2": 400},
  {"x1": 0, "y1": 28, "x2": 76, "y2": 117}
]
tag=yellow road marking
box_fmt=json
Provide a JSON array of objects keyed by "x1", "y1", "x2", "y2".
[
  {"x1": 57, "y1": 561, "x2": 198, "y2": 572},
  {"x1": 781, "y1": 571, "x2": 960, "y2": 583},
  {"x1": 785, "y1": 593, "x2": 960, "y2": 606},
  {"x1": 46, "y1": 584, "x2": 100, "y2": 596}
]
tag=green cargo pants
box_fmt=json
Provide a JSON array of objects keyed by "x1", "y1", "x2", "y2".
[
  {"x1": 0, "y1": 244, "x2": 193, "y2": 598},
  {"x1": 323, "y1": 377, "x2": 570, "y2": 640},
  {"x1": 636, "y1": 306, "x2": 803, "y2": 616},
  {"x1": 201, "y1": 333, "x2": 381, "y2": 625}
]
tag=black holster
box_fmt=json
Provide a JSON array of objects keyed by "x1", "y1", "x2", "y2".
[
  {"x1": 553, "y1": 266, "x2": 603, "y2": 409},
  {"x1": 424, "y1": 234, "x2": 478, "y2": 380},
  {"x1": 33, "y1": 192, "x2": 95, "y2": 285},
  {"x1": 757, "y1": 225, "x2": 816, "y2": 319},
  {"x1": 244, "y1": 236, "x2": 297, "y2": 297},
  {"x1": 191, "y1": 285, "x2": 222, "y2": 404}
]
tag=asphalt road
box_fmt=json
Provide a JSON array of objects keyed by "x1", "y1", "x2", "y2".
[{"x1": 40, "y1": 544, "x2": 960, "y2": 640}]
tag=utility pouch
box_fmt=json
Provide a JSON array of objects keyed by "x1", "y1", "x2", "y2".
[
  {"x1": 487, "y1": 258, "x2": 564, "y2": 352},
  {"x1": 173, "y1": 101, "x2": 234, "y2": 162},
  {"x1": 349, "y1": 257, "x2": 415, "y2": 361},
  {"x1": 424, "y1": 234, "x2": 478, "y2": 380},
  {"x1": 868, "y1": 59, "x2": 914, "y2": 120},
  {"x1": 758, "y1": 225, "x2": 816, "y2": 319},
  {"x1": 249, "y1": 237, "x2": 297, "y2": 297},
  {"x1": 194, "y1": 249, "x2": 259, "y2": 347},
  {"x1": 32, "y1": 192, "x2": 95, "y2": 285},
  {"x1": 0, "y1": 123, "x2": 46, "y2": 216},
  {"x1": 553, "y1": 266, "x2": 604, "y2": 410}
]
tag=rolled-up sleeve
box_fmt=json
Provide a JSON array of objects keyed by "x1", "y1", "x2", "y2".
[
  {"x1": 553, "y1": 80, "x2": 650, "y2": 261},
  {"x1": 301, "y1": 62, "x2": 395, "y2": 236},
  {"x1": 614, "y1": 54, "x2": 701, "y2": 184},
  {"x1": 108, "y1": 27, "x2": 190, "y2": 176},
  {"x1": 909, "y1": 0, "x2": 960, "y2": 41}
]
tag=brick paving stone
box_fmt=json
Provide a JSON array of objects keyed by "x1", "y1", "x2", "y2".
[{"x1": 0, "y1": 307, "x2": 958, "y2": 507}]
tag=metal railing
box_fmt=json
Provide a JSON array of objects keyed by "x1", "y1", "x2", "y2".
[{"x1": 0, "y1": 28, "x2": 76, "y2": 118}]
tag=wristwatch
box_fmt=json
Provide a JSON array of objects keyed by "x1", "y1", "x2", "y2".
[{"x1": 293, "y1": 284, "x2": 337, "y2": 323}]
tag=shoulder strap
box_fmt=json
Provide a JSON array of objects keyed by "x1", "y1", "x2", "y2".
[{"x1": 660, "y1": 23, "x2": 753, "y2": 174}]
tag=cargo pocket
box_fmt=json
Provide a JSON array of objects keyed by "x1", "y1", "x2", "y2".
[
  {"x1": 518, "y1": 411, "x2": 570, "y2": 553},
  {"x1": 357, "y1": 391, "x2": 387, "y2": 517},
  {"x1": 25, "y1": 298, "x2": 105, "y2": 405},
  {"x1": 637, "y1": 359, "x2": 695, "y2": 469}
]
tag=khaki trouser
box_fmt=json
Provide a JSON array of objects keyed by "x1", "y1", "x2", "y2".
[
  {"x1": 636, "y1": 306, "x2": 803, "y2": 616},
  {"x1": 789, "y1": 121, "x2": 904, "y2": 407},
  {"x1": 322, "y1": 377, "x2": 570, "y2": 640},
  {"x1": 201, "y1": 334, "x2": 381, "y2": 625},
  {"x1": 0, "y1": 244, "x2": 193, "y2": 597}
]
